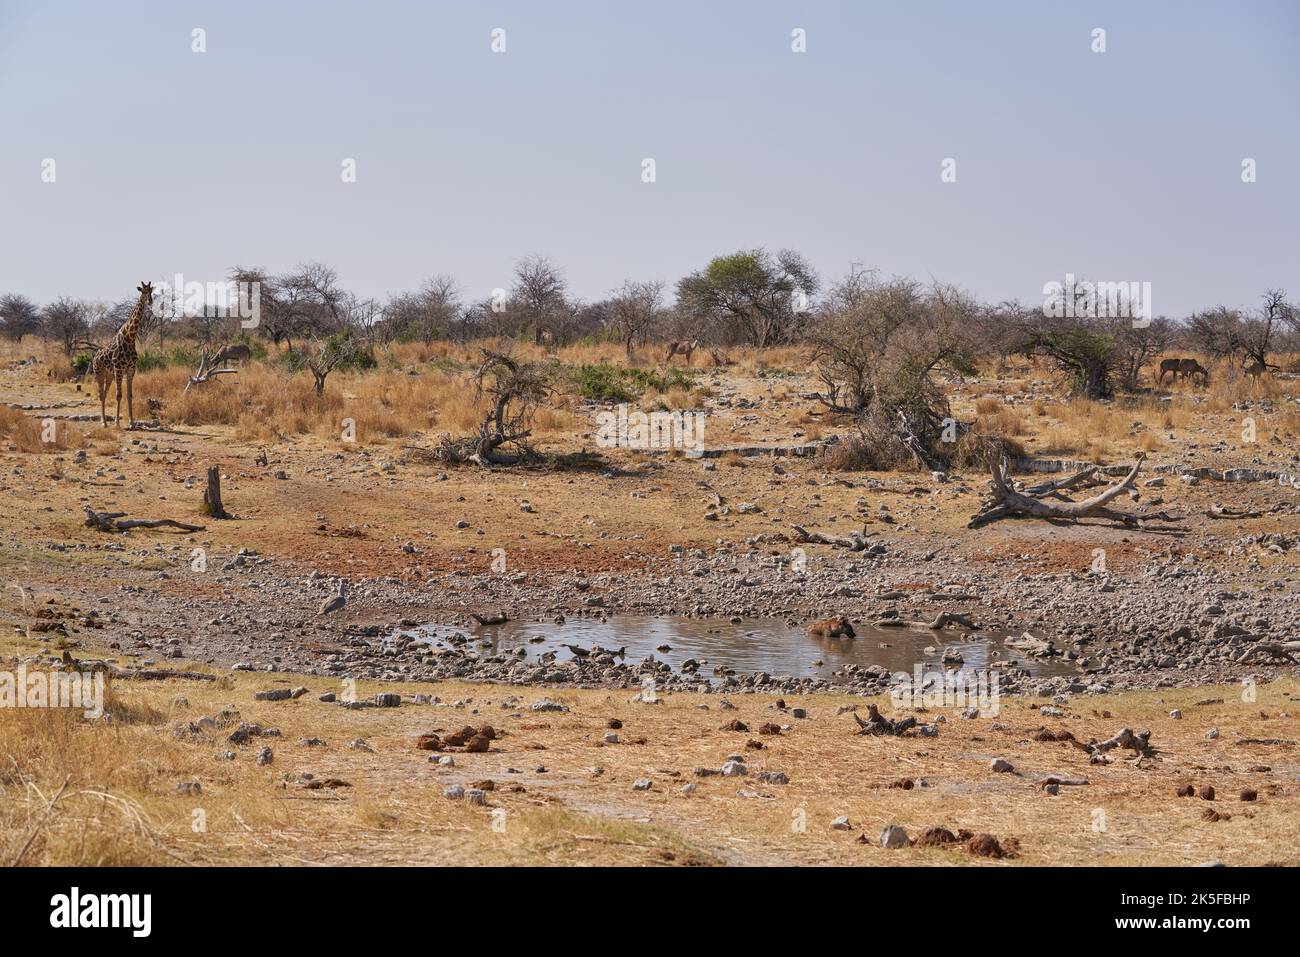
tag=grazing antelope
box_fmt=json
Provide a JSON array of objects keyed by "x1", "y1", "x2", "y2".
[
  {"x1": 805, "y1": 616, "x2": 856, "y2": 639},
  {"x1": 211, "y1": 343, "x2": 251, "y2": 365},
  {"x1": 665, "y1": 338, "x2": 699, "y2": 364},
  {"x1": 1157, "y1": 357, "x2": 1209, "y2": 386}
]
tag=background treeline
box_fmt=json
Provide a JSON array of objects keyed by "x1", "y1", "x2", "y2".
[{"x1": 2, "y1": 250, "x2": 1296, "y2": 402}]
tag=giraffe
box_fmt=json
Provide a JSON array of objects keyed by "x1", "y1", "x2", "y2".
[{"x1": 91, "y1": 281, "x2": 153, "y2": 428}]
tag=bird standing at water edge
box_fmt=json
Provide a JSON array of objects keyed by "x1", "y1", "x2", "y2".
[{"x1": 319, "y1": 579, "x2": 348, "y2": 616}]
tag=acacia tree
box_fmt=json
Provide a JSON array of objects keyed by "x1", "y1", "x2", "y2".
[
  {"x1": 0, "y1": 294, "x2": 40, "y2": 342},
  {"x1": 385, "y1": 275, "x2": 461, "y2": 344},
  {"x1": 1024, "y1": 280, "x2": 1135, "y2": 399},
  {"x1": 1114, "y1": 316, "x2": 1176, "y2": 390},
  {"x1": 1186, "y1": 305, "x2": 1242, "y2": 361},
  {"x1": 676, "y1": 248, "x2": 818, "y2": 347},
  {"x1": 1240, "y1": 289, "x2": 1294, "y2": 369},
  {"x1": 509, "y1": 255, "x2": 569, "y2": 344},
  {"x1": 606, "y1": 279, "x2": 664, "y2": 360},
  {"x1": 301, "y1": 328, "x2": 371, "y2": 395},
  {"x1": 41, "y1": 297, "x2": 89, "y2": 356},
  {"x1": 810, "y1": 271, "x2": 979, "y2": 469}
]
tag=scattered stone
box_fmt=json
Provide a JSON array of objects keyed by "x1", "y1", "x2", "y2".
[
  {"x1": 989, "y1": 758, "x2": 1014, "y2": 773},
  {"x1": 631, "y1": 778, "x2": 652, "y2": 791},
  {"x1": 880, "y1": 824, "x2": 911, "y2": 849}
]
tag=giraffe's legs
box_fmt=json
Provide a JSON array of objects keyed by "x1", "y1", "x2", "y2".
[
  {"x1": 126, "y1": 371, "x2": 135, "y2": 429},
  {"x1": 114, "y1": 374, "x2": 123, "y2": 427},
  {"x1": 95, "y1": 368, "x2": 110, "y2": 427}
]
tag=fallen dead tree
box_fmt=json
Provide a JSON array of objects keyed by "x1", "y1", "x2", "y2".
[
  {"x1": 1237, "y1": 642, "x2": 1299, "y2": 665},
  {"x1": 851, "y1": 704, "x2": 918, "y2": 736},
  {"x1": 184, "y1": 350, "x2": 238, "y2": 393},
  {"x1": 1087, "y1": 728, "x2": 1153, "y2": 761},
  {"x1": 108, "y1": 667, "x2": 218, "y2": 682},
  {"x1": 790, "y1": 524, "x2": 876, "y2": 550},
  {"x1": 1208, "y1": 504, "x2": 1263, "y2": 519},
  {"x1": 968, "y1": 454, "x2": 1158, "y2": 528},
  {"x1": 83, "y1": 506, "x2": 205, "y2": 533}
]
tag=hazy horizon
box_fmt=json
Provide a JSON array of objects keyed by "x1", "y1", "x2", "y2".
[{"x1": 1, "y1": 0, "x2": 1296, "y2": 315}]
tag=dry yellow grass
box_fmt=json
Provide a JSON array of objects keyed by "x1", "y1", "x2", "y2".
[
  {"x1": 0, "y1": 406, "x2": 86, "y2": 452},
  {"x1": 134, "y1": 361, "x2": 578, "y2": 446},
  {"x1": 2, "y1": 635, "x2": 1296, "y2": 867}
]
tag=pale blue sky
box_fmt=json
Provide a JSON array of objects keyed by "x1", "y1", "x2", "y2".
[{"x1": 1, "y1": 0, "x2": 1296, "y2": 315}]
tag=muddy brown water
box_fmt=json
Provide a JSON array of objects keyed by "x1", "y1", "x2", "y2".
[{"x1": 412, "y1": 616, "x2": 1079, "y2": 682}]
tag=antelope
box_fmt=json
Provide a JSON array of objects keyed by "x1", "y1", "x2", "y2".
[
  {"x1": 805, "y1": 616, "x2": 856, "y2": 639},
  {"x1": 1243, "y1": 358, "x2": 1266, "y2": 379},
  {"x1": 1157, "y1": 357, "x2": 1209, "y2": 386},
  {"x1": 665, "y1": 338, "x2": 699, "y2": 364},
  {"x1": 211, "y1": 343, "x2": 251, "y2": 365}
]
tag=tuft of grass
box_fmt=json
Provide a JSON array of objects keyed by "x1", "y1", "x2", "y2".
[{"x1": 0, "y1": 408, "x2": 86, "y2": 453}]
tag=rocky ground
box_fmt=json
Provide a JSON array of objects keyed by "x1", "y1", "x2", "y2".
[
  {"x1": 3, "y1": 346, "x2": 1299, "y2": 866},
  {"x1": 2, "y1": 347, "x2": 1298, "y2": 701}
]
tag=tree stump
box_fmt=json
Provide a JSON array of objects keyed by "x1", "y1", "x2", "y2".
[{"x1": 203, "y1": 466, "x2": 230, "y2": 519}]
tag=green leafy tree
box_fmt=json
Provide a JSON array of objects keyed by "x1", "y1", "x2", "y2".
[{"x1": 676, "y1": 248, "x2": 818, "y2": 347}]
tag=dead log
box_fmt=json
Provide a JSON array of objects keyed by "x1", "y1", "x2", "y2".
[
  {"x1": 202, "y1": 466, "x2": 230, "y2": 519},
  {"x1": 184, "y1": 350, "x2": 238, "y2": 392},
  {"x1": 1208, "y1": 504, "x2": 1263, "y2": 519},
  {"x1": 83, "y1": 506, "x2": 205, "y2": 534},
  {"x1": 1237, "y1": 642, "x2": 1299, "y2": 665},
  {"x1": 851, "y1": 703, "x2": 918, "y2": 736},
  {"x1": 1087, "y1": 728, "x2": 1153, "y2": 759},
  {"x1": 895, "y1": 409, "x2": 943, "y2": 472},
  {"x1": 790, "y1": 525, "x2": 876, "y2": 551},
  {"x1": 1022, "y1": 466, "x2": 1101, "y2": 497},
  {"x1": 108, "y1": 667, "x2": 218, "y2": 682},
  {"x1": 968, "y1": 455, "x2": 1147, "y2": 528},
  {"x1": 926, "y1": 611, "x2": 978, "y2": 630}
]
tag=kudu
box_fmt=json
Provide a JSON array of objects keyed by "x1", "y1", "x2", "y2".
[
  {"x1": 1157, "y1": 357, "x2": 1209, "y2": 386},
  {"x1": 665, "y1": 338, "x2": 699, "y2": 364},
  {"x1": 211, "y1": 343, "x2": 252, "y2": 365}
]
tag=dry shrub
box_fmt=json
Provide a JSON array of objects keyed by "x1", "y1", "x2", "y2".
[
  {"x1": 819, "y1": 429, "x2": 907, "y2": 471},
  {"x1": 0, "y1": 407, "x2": 86, "y2": 452},
  {"x1": 952, "y1": 431, "x2": 1026, "y2": 469},
  {"x1": 972, "y1": 400, "x2": 1026, "y2": 437}
]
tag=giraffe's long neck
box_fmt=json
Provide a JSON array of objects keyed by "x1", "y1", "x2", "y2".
[{"x1": 115, "y1": 291, "x2": 149, "y2": 348}]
